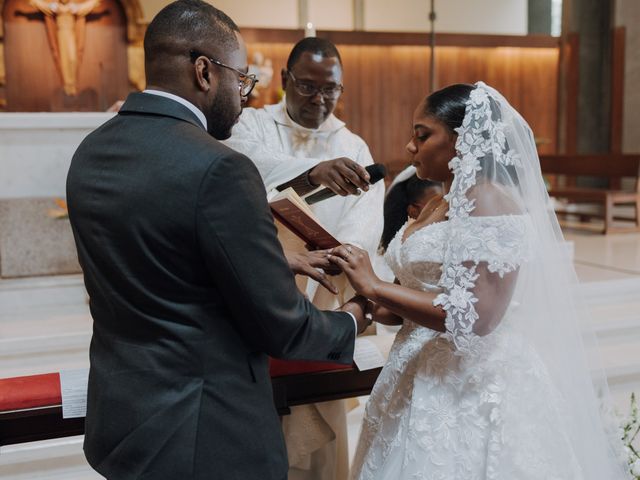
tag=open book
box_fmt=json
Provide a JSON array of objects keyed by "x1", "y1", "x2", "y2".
[
  {"x1": 268, "y1": 187, "x2": 340, "y2": 250},
  {"x1": 267, "y1": 189, "x2": 353, "y2": 376}
]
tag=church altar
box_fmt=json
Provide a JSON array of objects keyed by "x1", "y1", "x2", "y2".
[
  {"x1": 0, "y1": 113, "x2": 113, "y2": 277},
  {"x1": 0, "y1": 112, "x2": 114, "y2": 200}
]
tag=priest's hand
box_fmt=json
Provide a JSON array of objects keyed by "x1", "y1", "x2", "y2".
[
  {"x1": 284, "y1": 249, "x2": 339, "y2": 294},
  {"x1": 307, "y1": 157, "x2": 370, "y2": 196}
]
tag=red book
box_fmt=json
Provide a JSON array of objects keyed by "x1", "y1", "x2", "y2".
[{"x1": 269, "y1": 188, "x2": 340, "y2": 250}]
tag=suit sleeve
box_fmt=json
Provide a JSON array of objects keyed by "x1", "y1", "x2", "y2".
[{"x1": 196, "y1": 149, "x2": 355, "y2": 363}]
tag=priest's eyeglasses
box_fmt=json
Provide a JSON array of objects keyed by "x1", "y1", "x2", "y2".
[
  {"x1": 286, "y1": 71, "x2": 344, "y2": 100},
  {"x1": 189, "y1": 50, "x2": 258, "y2": 97}
]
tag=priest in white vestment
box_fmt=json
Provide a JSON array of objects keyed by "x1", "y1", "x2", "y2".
[{"x1": 224, "y1": 38, "x2": 384, "y2": 480}]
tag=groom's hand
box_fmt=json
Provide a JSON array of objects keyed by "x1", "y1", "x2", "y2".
[
  {"x1": 284, "y1": 250, "x2": 339, "y2": 294},
  {"x1": 339, "y1": 295, "x2": 371, "y2": 334}
]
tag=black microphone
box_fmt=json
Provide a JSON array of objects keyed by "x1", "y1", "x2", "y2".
[{"x1": 305, "y1": 164, "x2": 387, "y2": 206}]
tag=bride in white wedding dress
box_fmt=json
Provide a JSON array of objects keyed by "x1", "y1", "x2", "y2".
[{"x1": 329, "y1": 83, "x2": 629, "y2": 479}]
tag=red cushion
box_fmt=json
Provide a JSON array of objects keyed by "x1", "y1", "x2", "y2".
[{"x1": 0, "y1": 373, "x2": 61, "y2": 411}]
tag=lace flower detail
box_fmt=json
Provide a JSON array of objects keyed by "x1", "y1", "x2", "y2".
[
  {"x1": 435, "y1": 263, "x2": 479, "y2": 342},
  {"x1": 436, "y1": 83, "x2": 530, "y2": 354}
]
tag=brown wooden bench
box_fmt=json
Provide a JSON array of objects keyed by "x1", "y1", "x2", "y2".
[{"x1": 539, "y1": 154, "x2": 640, "y2": 234}]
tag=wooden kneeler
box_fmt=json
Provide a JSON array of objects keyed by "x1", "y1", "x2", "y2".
[{"x1": 0, "y1": 365, "x2": 381, "y2": 446}]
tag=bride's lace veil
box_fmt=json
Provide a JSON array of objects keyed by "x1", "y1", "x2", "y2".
[{"x1": 435, "y1": 81, "x2": 628, "y2": 478}]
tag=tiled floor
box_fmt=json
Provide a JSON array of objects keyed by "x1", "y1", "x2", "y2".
[{"x1": 565, "y1": 228, "x2": 640, "y2": 281}]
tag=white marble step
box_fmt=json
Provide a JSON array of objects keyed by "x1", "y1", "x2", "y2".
[
  {"x1": 581, "y1": 279, "x2": 640, "y2": 347},
  {"x1": 592, "y1": 315, "x2": 640, "y2": 343},
  {"x1": 0, "y1": 275, "x2": 87, "y2": 315},
  {"x1": 0, "y1": 305, "x2": 91, "y2": 338},
  {"x1": 579, "y1": 277, "x2": 640, "y2": 307},
  {"x1": 0, "y1": 301, "x2": 92, "y2": 378},
  {"x1": 0, "y1": 276, "x2": 638, "y2": 376},
  {"x1": 0, "y1": 436, "x2": 103, "y2": 480},
  {"x1": 0, "y1": 342, "x2": 90, "y2": 379},
  {"x1": 599, "y1": 335, "x2": 640, "y2": 380}
]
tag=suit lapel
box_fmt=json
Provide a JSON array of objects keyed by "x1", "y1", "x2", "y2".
[{"x1": 119, "y1": 92, "x2": 205, "y2": 130}]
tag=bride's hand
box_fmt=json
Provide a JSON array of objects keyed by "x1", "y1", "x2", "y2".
[{"x1": 327, "y1": 244, "x2": 381, "y2": 298}]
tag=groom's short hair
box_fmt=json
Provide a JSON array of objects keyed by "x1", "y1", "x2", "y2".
[{"x1": 144, "y1": 0, "x2": 239, "y2": 62}]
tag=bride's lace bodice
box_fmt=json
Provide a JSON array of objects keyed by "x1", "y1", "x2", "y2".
[
  {"x1": 383, "y1": 215, "x2": 533, "y2": 344},
  {"x1": 385, "y1": 215, "x2": 533, "y2": 292},
  {"x1": 384, "y1": 221, "x2": 444, "y2": 292}
]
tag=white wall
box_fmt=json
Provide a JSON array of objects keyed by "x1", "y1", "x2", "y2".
[
  {"x1": 205, "y1": 0, "x2": 299, "y2": 28},
  {"x1": 139, "y1": 0, "x2": 528, "y2": 35},
  {"x1": 364, "y1": 0, "x2": 527, "y2": 34},
  {"x1": 309, "y1": 0, "x2": 354, "y2": 31}
]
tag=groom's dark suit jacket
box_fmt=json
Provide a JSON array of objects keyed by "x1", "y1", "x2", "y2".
[{"x1": 66, "y1": 92, "x2": 355, "y2": 480}]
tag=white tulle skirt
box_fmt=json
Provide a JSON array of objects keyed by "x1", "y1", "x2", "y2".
[{"x1": 350, "y1": 319, "x2": 586, "y2": 480}]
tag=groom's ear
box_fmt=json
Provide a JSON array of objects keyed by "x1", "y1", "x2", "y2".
[{"x1": 193, "y1": 56, "x2": 217, "y2": 93}]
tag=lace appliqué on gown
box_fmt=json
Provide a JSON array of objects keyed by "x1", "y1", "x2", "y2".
[{"x1": 350, "y1": 217, "x2": 585, "y2": 480}]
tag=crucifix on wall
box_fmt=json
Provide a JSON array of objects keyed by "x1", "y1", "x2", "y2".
[{"x1": 29, "y1": 0, "x2": 101, "y2": 96}]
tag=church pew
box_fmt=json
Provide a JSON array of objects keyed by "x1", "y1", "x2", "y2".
[{"x1": 539, "y1": 154, "x2": 640, "y2": 234}]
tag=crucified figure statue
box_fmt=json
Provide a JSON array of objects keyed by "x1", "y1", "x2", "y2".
[{"x1": 30, "y1": 0, "x2": 101, "y2": 96}]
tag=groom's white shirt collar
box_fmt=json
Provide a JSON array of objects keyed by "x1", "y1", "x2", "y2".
[{"x1": 143, "y1": 89, "x2": 207, "y2": 131}]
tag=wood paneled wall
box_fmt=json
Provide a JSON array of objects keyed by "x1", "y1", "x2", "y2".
[{"x1": 247, "y1": 35, "x2": 559, "y2": 178}]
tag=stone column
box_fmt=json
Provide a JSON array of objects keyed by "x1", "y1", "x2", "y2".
[{"x1": 565, "y1": 0, "x2": 614, "y2": 153}]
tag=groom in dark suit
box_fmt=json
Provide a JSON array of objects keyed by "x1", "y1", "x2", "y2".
[{"x1": 66, "y1": 1, "x2": 367, "y2": 479}]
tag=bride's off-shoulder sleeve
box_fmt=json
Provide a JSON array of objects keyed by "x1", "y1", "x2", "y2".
[{"x1": 434, "y1": 214, "x2": 533, "y2": 352}]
